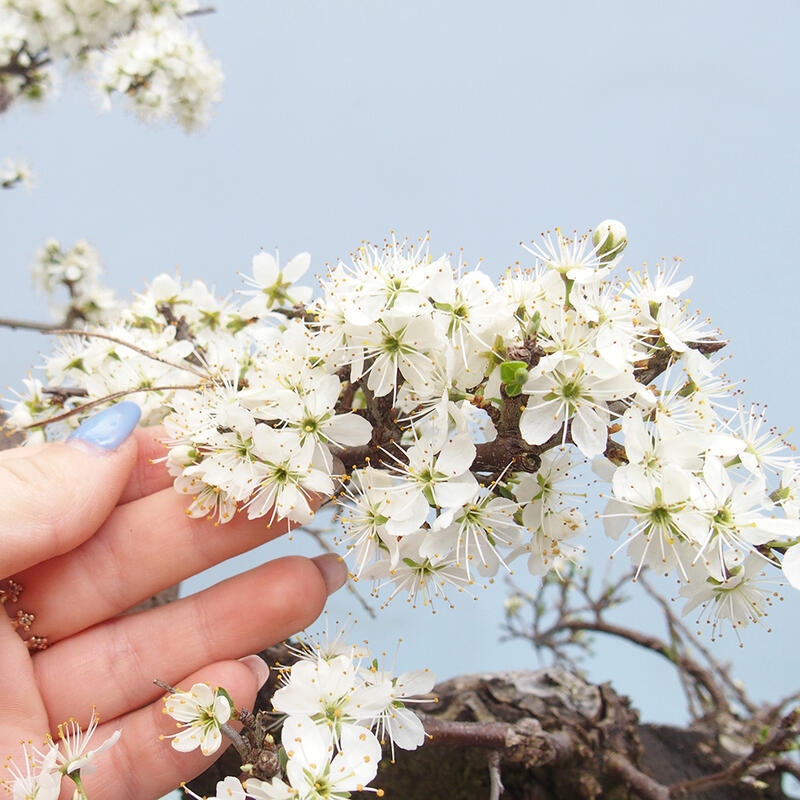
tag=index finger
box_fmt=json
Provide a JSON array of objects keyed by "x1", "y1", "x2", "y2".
[{"x1": 117, "y1": 426, "x2": 173, "y2": 505}]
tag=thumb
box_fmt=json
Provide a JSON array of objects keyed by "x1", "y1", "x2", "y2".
[{"x1": 0, "y1": 402, "x2": 142, "y2": 578}]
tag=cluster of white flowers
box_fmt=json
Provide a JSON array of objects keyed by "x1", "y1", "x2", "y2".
[
  {"x1": 8, "y1": 221, "x2": 800, "y2": 635},
  {"x1": 31, "y1": 237, "x2": 119, "y2": 323},
  {"x1": 93, "y1": 11, "x2": 223, "y2": 130},
  {"x1": 0, "y1": 0, "x2": 222, "y2": 130},
  {"x1": 0, "y1": 157, "x2": 33, "y2": 189},
  {"x1": 169, "y1": 632, "x2": 434, "y2": 800},
  {"x1": 1, "y1": 712, "x2": 120, "y2": 800}
]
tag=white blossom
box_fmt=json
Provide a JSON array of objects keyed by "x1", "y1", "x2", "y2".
[{"x1": 162, "y1": 683, "x2": 232, "y2": 756}]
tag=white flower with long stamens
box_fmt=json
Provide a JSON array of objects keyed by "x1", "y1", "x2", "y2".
[
  {"x1": 338, "y1": 466, "x2": 401, "y2": 573},
  {"x1": 513, "y1": 447, "x2": 587, "y2": 526},
  {"x1": 429, "y1": 266, "x2": 512, "y2": 387},
  {"x1": 363, "y1": 530, "x2": 476, "y2": 609},
  {"x1": 692, "y1": 456, "x2": 800, "y2": 571},
  {"x1": 429, "y1": 487, "x2": 522, "y2": 578},
  {"x1": 516, "y1": 505, "x2": 587, "y2": 577},
  {"x1": 51, "y1": 713, "x2": 121, "y2": 776},
  {"x1": 625, "y1": 259, "x2": 694, "y2": 309},
  {"x1": 358, "y1": 315, "x2": 441, "y2": 399},
  {"x1": 240, "y1": 250, "x2": 313, "y2": 316},
  {"x1": 519, "y1": 354, "x2": 641, "y2": 458},
  {"x1": 569, "y1": 279, "x2": 641, "y2": 369},
  {"x1": 365, "y1": 667, "x2": 436, "y2": 757},
  {"x1": 162, "y1": 683, "x2": 232, "y2": 756},
  {"x1": 282, "y1": 715, "x2": 381, "y2": 799},
  {"x1": 272, "y1": 654, "x2": 391, "y2": 740},
  {"x1": 273, "y1": 373, "x2": 373, "y2": 456},
  {"x1": 384, "y1": 432, "x2": 479, "y2": 537},
  {"x1": 605, "y1": 463, "x2": 708, "y2": 578},
  {"x1": 3, "y1": 743, "x2": 60, "y2": 800},
  {"x1": 330, "y1": 236, "x2": 449, "y2": 326},
  {"x1": 653, "y1": 297, "x2": 718, "y2": 354},
  {"x1": 246, "y1": 427, "x2": 334, "y2": 524},
  {"x1": 681, "y1": 556, "x2": 780, "y2": 640},
  {"x1": 724, "y1": 404, "x2": 795, "y2": 477},
  {"x1": 524, "y1": 225, "x2": 627, "y2": 285}
]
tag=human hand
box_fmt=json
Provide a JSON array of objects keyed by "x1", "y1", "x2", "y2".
[{"x1": 0, "y1": 402, "x2": 346, "y2": 800}]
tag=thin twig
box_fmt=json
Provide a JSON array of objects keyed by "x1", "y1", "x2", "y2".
[
  {"x1": 557, "y1": 618, "x2": 730, "y2": 715},
  {"x1": 22, "y1": 384, "x2": 198, "y2": 429},
  {"x1": 51, "y1": 328, "x2": 210, "y2": 379},
  {"x1": 488, "y1": 750, "x2": 504, "y2": 800},
  {"x1": 638, "y1": 572, "x2": 756, "y2": 717},
  {"x1": 0, "y1": 316, "x2": 63, "y2": 331}
]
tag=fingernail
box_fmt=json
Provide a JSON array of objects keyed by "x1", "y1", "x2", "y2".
[
  {"x1": 67, "y1": 402, "x2": 141, "y2": 452},
  {"x1": 312, "y1": 553, "x2": 348, "y2": 595},
  {"x1": 238, "y1": 654, "x2": 270, "y2": 691}
]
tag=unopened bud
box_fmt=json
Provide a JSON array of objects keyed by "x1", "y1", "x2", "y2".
[
  {"x1": 592, "y1": 219, "x2": 628, "y2": 262},
  {"x1": 504, "y1": 594, "x2": 525, "y2": 617}
]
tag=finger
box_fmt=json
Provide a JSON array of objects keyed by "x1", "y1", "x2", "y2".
[
  {"x1": 76, "y1": 657, "x2": 266, "y2": 800},
  {"x1": 0, "y1": 616, "x2": 47, "y2": 745},
  {"x1": 116, "y1": 426, "x2": 173, "y2": 505},
  {"x1": 33, "y1": 554, "x2": 343, "y2": 725},
  {"x1": 0, "y1": 402, "x2": 141, "y2": 579},
  {"x1": 8, "y1": 488, "x2": 323, "y2": 642}
]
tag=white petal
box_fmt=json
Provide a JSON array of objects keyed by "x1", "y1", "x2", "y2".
[
  {"x1": 435, "y1": 433, "x2": 476, "y2": 476},
  {"x1": 783, "y1": 544, "x2": 800, "y2": 589},
  {"x1": 519, "y1": 399, "x2": 563, "y2": 445},
  {"x1": 252, "y1": 252, "x2": 279, "y2": 285},
  {"x1": 325, "y1": 412, "x2": 373, "y2": 447},
  {"x1": 283, "y1": 252, "x2": 311, "y2": 282},
  {"x1": 571, "y1": 405, "x2": 608, "y2": 458}
]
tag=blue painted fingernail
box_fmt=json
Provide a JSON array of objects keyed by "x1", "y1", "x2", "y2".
[{"x1": 67, "y1": 402, "x2": 141, "y2": 452}]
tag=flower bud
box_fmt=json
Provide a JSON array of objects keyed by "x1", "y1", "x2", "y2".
[
  {"x1": 504, "y1": 594, "x2": 525, "y2": 617},
  {"x1": 592, "y1": 219, "x2": 628, "y2": 262}
]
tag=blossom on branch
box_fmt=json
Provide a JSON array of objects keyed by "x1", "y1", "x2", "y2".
[{"x1": 7, "y1": 221, "x2": 800, "y2": 635}]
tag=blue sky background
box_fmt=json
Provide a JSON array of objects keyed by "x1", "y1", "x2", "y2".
[{"x1": 3, "y1": 0, "x2": 800, "y2": 735}]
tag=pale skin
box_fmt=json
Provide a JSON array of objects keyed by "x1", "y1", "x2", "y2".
[{"x1": 0, "y1": 425, "x2": 345, "y2": 800}]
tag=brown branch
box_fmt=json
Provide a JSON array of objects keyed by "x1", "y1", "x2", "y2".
[
  {"x1": 606, "y1": 752, "x2": 671, "y2": 800},
  {"x1": 417, "y1": 713, "x2": 574, "y2": 768},
  {"x1": 668, "y1": 708, "x2": 800, "y2": 798},
  {"x1": 768, "y1": 756, "x2": 800, "y2": 783}
]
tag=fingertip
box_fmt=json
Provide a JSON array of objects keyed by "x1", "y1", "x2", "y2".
[
  {"x1": 66, "y1": 402, "x2": 141, "y2": 453},
  {"x1": 311, "y1": 553, "x2": 348, "y2": 595},
  {"x1": 238, "y1": 654, "x2": 270, "y2": 692}
]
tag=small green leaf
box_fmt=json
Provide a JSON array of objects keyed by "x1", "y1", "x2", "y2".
[{"x1": 499, "y1": 360, "x2": 528, "y2": 384}]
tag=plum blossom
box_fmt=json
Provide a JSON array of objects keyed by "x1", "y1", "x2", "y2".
[
  {"x1": 519, "y1": 354, "x2": 641, "y2": 458},
  {"x1": 240, "y1": 251, "x2": 313, "y2": 316},
  {"x1": 282, "y1": 715, "x2": 381, "y2": 799},
  {"x1": 162, "y1": 683, "x2": 232, "y2": 756},
  {"x1": 2, "y1": 743, "x2": 60, "y2": 800}
]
